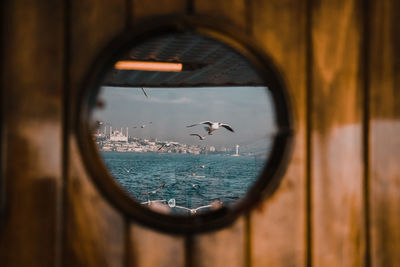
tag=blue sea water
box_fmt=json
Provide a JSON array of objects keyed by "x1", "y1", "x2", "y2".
[{"x1": 102, "y1": 152, "x2": 266, "y2": 214}]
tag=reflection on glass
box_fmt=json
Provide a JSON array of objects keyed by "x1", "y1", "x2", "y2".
[{"x1": 91, "y1": 33, "x2": 276, "y2": 215}]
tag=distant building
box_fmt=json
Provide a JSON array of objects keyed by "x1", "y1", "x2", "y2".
[
  {"x1": 209, "y1": 146, "x2": 216, "y2": 152},
  {"x1": 110, "y1": 130, "x2": 128, "y2": 142}
]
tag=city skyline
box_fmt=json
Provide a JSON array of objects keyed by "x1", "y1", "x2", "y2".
[{"x1": 92, "y1": 86, "x2": 276, "y2": 152}]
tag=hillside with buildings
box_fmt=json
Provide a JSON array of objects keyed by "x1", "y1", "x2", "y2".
[{"x1": 94, "y1": 127, "x2": 232, "y2": 154}]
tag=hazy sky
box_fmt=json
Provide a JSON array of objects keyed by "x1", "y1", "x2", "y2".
[{"x1": 93, "y1": 86, "x2": 276, "y2": 152}]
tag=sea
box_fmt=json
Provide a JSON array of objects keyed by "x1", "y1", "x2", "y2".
[{"x1": 102, "y1": 152, "x2": 266, "y2": 214}]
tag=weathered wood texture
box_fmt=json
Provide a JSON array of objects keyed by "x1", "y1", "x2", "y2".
[
  {"x1": 127, "y1": 2, "x2": 187, "y2": 266},
  {"x1": 369, "y1": 0, "x2": 400, "y2": 266},
  {"x1": 129, "y1": 224, "x2": 185, "y2": 267},
  {"x1": 65, "y1": 0, "x2": 126, "y2": 266},
  {"x1": 311, "y1": 0, "x2": 365, "y2": 266},
  {"x1": 192, "y1": 2, "x2": 249, "y2": 266},
  {"x1": 250, "y1": 0, "x2": 307, "y2": 266},
  {"x1": 66, "y1": 140, "x2": 125, "y2": 267},
  {"x1": 191, "y1": 218, "x2": 246, "y2": 267},
  {"x1": 195, "y1": 0, "x2": 248, "y2": 31},
  {"x1": 0, "y1": 1, "x2": 63, "y2": 266},
  {"x1": 2, "y1": 1, "x2": 400, "y2": 267},
  {"x1": 131, "y1": 0, "x2": 186, "y2": 22}
]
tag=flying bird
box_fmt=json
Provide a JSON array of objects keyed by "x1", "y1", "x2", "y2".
[
  {"x1": 158, "y1": 143, "x2": 170, "y2": 151},
  {"x1": 174, "y1": 204, "x2": 213, "y2": 214},
  {"x1": 190, "y1": 133, "x2": 206, "y2": 140},
  {"x1": 140, "y1": 122, "x2": 152, "y2": 128},
  {"x1": 122, "y1": 167, "x2": 134, "y2": 173},
  {"x1": 141, "y1": 87, "x2": 149, "y2": 98},
  {"x1": 141, "y1": 184, "x2": 166, "y2": 196},
  {"x1": 187, "y1": 121, "x2": 234, "y2": 135}
]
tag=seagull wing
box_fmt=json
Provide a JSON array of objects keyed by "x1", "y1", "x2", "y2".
[
  {"x1": 220, "y1": 124, "x2": 235, "y2": 132},
  {"x1": 154, "y1": 184, "x2": 166, "y2": 193},
  {"x1": 141, "y1": 87, "x2": 148, "y2": 98},
  {"x1": 142, "y1": 184, "x2": 165, "y2": 195},
  {"x1": 187, "y1": 121, "x2": 213, "y2": 127},
  {"x1": 158, "y1": 144, "x2": 166, "y2": 151},
  {"x1": 190, "y1": 134, "x2": 204, "y2": 140},
  {"x1": 203, "y1": 126, "x2": 211, "y2": 133}
]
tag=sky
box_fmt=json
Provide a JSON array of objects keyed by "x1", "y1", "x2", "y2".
[{"x1": 92, "y1": 86, "x2": 277, "y2": 152}]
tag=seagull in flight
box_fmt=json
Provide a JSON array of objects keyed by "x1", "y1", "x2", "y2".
[
  {"x1": 190, "y1": 133, "x2": 206, "y2": 140},
  {"x1": 122, "y1": 167, "x2": 134, "y2": 173},
  {"x1": 140, "y1": 122, "x2": 152, "y2": 128},
  {"x1": 174, "y1": 204, "x2": 213, "y2": 214},
  {"x1": 141, "y1": 184, "x2": 166, "y2": 196},
  {"x1": 187, "y1": 121, "x2": 234, "y2": 135},
  {"x1": 141, "y1": 87, "x2": 149, "y2": 98},
  {"x1": 157, "y1": 143, "x2": 170, "y2": 151}
]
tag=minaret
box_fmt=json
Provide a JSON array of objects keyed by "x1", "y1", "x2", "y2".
[
  {"x1": 110, "y1": 126, "x2": 112, "y2": 137},
  {"x1": 126, "y1": 127, "x2": 129, "y2": 141},
  {"x1": 120, "y1": 127, "x2": 122, "y2": 134}
]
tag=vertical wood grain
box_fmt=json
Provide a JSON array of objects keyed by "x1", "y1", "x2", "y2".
[
  {"x1": 195, "y1": 0, "x2": 248, "y2": 31},
  {"x1": 190, "y1": 218, "x2": 246, "y2": 267},
  {"x1": 125, "y1": 2, "x2": 188, "y2": 267},
  {"x1": 66, "y1": 140, "x2": 125, "y2": 267},
  {"x1": 129, "y1": 224, "x2": 185, "y2": 267},
  {"x1": 191, "y1": 1, "x2": 248, "y2": 266},
  {"x1": 0, "y1": 1, "x2": 63, "y2": 266},
  {"x1": 250, "y1": 0, "x2": 307, "y2": 266},
  {"x1": 311, "y1": 0, "x2": 365, "y2": 266},
  {"x1": 131, "y1": 0, "x2": 186, "y2": 22},
  {"x1": 369, "y1": 0, "x2": 400, "y2": 266},
  {"x1": 65, "y1": 0, "x2": 126, "y2": 266}
]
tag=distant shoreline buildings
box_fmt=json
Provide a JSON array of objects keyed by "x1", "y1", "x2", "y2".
[{"x1": 93, "y1": 126, "x2": 234, "y2": 155}]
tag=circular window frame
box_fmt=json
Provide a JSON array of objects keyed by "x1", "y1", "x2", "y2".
[{"x1": 76, "y1": 16, "x2": 293, "y2": 234}]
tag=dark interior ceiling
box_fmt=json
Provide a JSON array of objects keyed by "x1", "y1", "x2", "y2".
[{"x1": 102, "y1": 32, "x2": 265, "y2": 88}]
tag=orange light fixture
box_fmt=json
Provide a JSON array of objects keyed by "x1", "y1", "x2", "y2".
[{"x1": 114, "y1": 61, "x2": 183, "y2": 72}]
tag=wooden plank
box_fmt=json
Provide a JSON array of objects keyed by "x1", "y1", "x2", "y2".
[
  {"x1": 66, "y1": 140, "x2": 125, "y2": 266},
  {"x1": 191, "y1": 218, "x2": 246, "y2": 267},
  {"x1": 127, "y1": 3, "x2": 187, "y2": 267},
  {"x1": 369, "y1": 0, "x2": 400, "y2": 266},
  {"x1": 195, "y1": 0, "x2": 248, "y2": 30},
  {"x1": 191, "y1": 2, "x2": 248, "y2": 267},
  {"x1": 129, "y1": 224, "x2": 185, "y2": 267},
  {"x1": 311, "y1": 1, "x2": 365, "y2": 266},
  {"x1": 250, "y1": 0, "x2": 307, "y2": 266},
  {"x1": 0, "y1": 1, "x2": 63, "y2": 266},
  {"x1": 65, "y1": 0, "x2": 126, "y2": 266},
  {"x1": 131, "y1": 0, "x2": 186, "y2": 22}
]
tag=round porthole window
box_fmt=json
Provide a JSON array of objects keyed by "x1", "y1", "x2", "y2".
[{"x1": 77, "y1": 17, "x2": 293, "y2": 233}]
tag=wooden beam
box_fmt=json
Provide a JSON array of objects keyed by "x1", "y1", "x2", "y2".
[
  {"x1": 128, "y1": 224, "x2": 185, "y2": 267},
  {"x1": 65, "y1": 0, "x2": 126, "y2": 266},
  {"x1": 191, "y1": 1, "x2": 248, "y2": 266},
  {"x1": 310, "y1": 0, "x2": 365, "y2": 265},
  {"x1": 369, "y1": 0, "x2": 400, "y2": 266},
  {"x1": 250, "y1": 0, "x2": 307, "y2": 266},
  {"x1": 0, "y1": 1, "x2": 63, "y2": 266}
]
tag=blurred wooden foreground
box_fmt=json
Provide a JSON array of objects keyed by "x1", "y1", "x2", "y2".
[{"x1": 1, "y1": 0, "x2": 399, "y2": 266}]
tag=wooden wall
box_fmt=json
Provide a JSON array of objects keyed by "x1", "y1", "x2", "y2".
[{"x1": 1, "y1": 0, "x2": 399, "y2": 266}]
